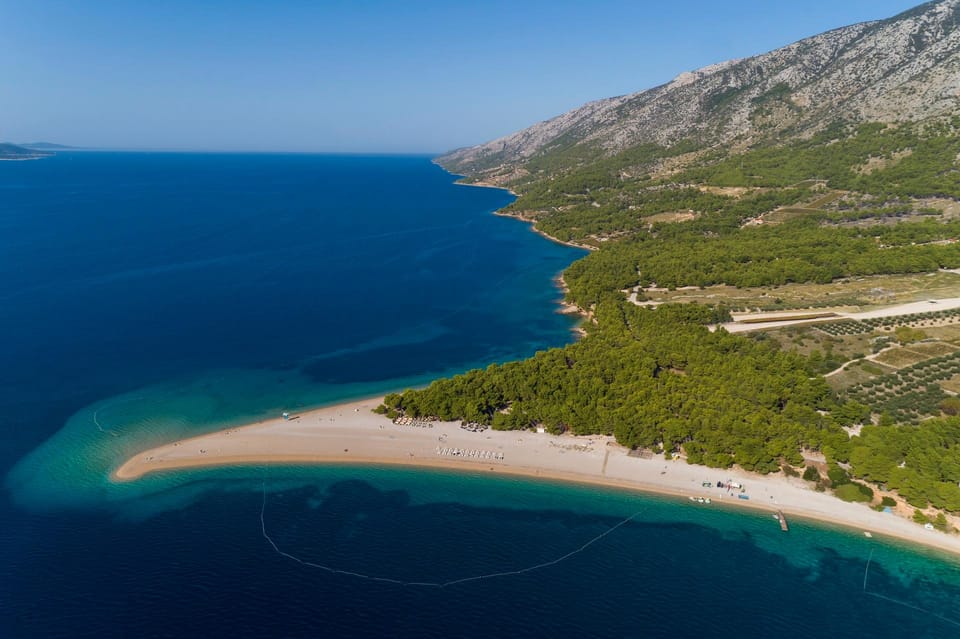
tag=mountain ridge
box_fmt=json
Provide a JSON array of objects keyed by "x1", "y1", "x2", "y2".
[{"x1": 440, "y1": 0, "x2": 960, "y2": 182}]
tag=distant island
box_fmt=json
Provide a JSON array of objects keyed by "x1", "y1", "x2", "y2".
[
  {"x1": 0, "y1": 143, "x2": 54, "y2": 160},
  {"x1": 18, "y1": 142, "x2": 74, "y2": 150}
]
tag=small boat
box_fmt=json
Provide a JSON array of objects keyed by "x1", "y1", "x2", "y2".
[{"x1": 738, "y1": 494, "x2": 750, "y2": 500}]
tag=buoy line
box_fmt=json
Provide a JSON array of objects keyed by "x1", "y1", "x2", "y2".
[
  {"x1": 862, "y1": 547, "x2": 960, "y2": 628},
  {"x1": 260, "y1": 481, "x2": 644, "y2": 588}
]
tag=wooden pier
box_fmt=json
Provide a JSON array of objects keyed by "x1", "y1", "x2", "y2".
[{"x1": 777, "y1": 510, "x2": 789, "y2": 532}]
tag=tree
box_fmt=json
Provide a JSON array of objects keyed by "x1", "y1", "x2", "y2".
[
  {"x1": 934, "y1": 512, "x2": 951, "y2": 532},
  {"x1": 940, "y1": 397, "x2": 960, "y2": 416},
  {"x1": 895, "y1": 326, "x2": 927, "y2": 345},
  {"x1": 827, "y1": 465, "x2": 851, "y2": 486}
]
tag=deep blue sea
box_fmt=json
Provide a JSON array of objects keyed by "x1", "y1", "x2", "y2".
[{"x1": 3, "y1": 152, "x2": 960, "y2": 638}]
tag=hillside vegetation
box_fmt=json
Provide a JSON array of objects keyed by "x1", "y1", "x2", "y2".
[{"x1": 386, "y1": 2, "x2": 960, "y2": 521}]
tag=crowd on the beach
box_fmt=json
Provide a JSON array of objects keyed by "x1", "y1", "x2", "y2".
[
  {"x1": 393, "y1": 416, "x2": 434, "y2": 428},
  {"x1": 548, "y1": 440, "x2": 593, "y2": 452},
  {"x1": 436, "y1": 446, "x2": 504, "y2": 461}
]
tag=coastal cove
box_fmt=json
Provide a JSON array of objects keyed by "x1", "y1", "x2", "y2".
[
  {"x1": 4, "y1": 152, "x2": 960, "y2": 637},
  {"x1": 0, "y1": 153, "x2": 592, "y2": 636}
]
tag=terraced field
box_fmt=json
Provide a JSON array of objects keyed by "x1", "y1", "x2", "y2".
[
  {"x1": 767, "y1": 310, "x2": 960, "y2": 421},
  {"x1": 843, "y1": 351, "x2": 960, "y2": 424}
]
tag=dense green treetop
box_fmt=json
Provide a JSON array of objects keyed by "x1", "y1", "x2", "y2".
[
  {"x1": 384, "y1": 301, "x2": 846, "y2": 474},
  {"x1": 405, "y1": 118, "x2": 960, "y2": 514}
]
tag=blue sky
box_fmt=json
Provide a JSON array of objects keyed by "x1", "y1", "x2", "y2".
[{"x1": 0, "y1": 0, "x2": 924, "y2": 152}]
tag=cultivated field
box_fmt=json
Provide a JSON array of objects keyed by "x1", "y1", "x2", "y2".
[{"x1": 642, "y1": 271, "x2": 960, "y2": 311}]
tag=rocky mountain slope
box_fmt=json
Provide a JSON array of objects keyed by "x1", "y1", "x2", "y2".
[{"x1": 441, "y1": 0, "x2": 960, "y2": 180}]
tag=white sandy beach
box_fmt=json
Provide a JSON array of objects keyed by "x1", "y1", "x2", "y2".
[{"x1": 114, "y1": 396, "x2": 960, "y2": 557}]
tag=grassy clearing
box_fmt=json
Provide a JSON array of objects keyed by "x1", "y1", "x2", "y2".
[
  {"x1": 874, "y1": 347, "x2": 935, "y2": 369},
  {"x1": 642, "y1": 271, "x2": 960, "y2": 311},
  {"x1": 807, "y1": 190, "x2": 847, "y2": 208},
  {"x1": 645, "y1": 211, "x2": 698, "y2": 224},
  {"x1": 762, "y1": 207, "x2": 819, "y2": 224},
  {"x1": 827, "y1": 359, "x2": 898, "y2": 391},
  {"x1": 923, "y1": 198, "x2": 960, "y2": 220},
  {"x1": 758, "y1": 190, "x2": 847, "y2": 225},
  {"x1": 902, "y1": 341, "x2": 959, "y2": 357},
  {"x1": 924, "y1": 324, "x2": 960, "y2": 344},
  {"x1": 765, "y1": 325, "x2": 873, "y2": 360},
  {"x1": 940, "y1": 374, "x2": 960, "y2": 394}
]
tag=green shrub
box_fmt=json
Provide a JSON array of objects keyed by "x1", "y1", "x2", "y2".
[
  {"x1": 934, "y1": 512, "x2": 951, "y2": 532},
  {"x1": 803, "y1": 466, "x2": 820, "y2": 481},
  {"x1": 827, "y1": 465, "x2": 851, "y2": 486},
  {"x1": 941, "y1": 397, "x2": 960, "y2": 416},
  {"x1": 834, "y1": 483, "x2": 873, "y2": 502}
]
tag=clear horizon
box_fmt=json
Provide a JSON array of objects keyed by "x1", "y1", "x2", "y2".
[{"x1": 2, "y1": 0, "x2": 925, "y2": 153}]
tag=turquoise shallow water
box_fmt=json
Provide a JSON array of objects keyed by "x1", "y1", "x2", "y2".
[
  {"x1": 2, "y1": 153, "x2": 960, "y2": 637},
  {"x1": 2, "y1": 152, "x2": 581, "y2": 512}
]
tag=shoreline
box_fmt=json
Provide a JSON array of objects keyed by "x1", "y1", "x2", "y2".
[
  {"x1": 111, "y1": 160, "x2": 960, "y2": 562},
  {"x1": 436, "y1": 160, "x2": 591, "y2": 322},
  {"x1": 431, "y1": 158, "x2": 596, "y2": 252},
  {"x1": 491, "y1": 209, "x2": 598, "y2": 252},
  {"x1": 430, "y1": 157, "x2": 518, "y2": 196},
  {"x1": 452, "y1": 178, "x2": 518, "y2": 197},
  {"x1": 114, "y1": 396, "x2": 960, "y2": 560}
]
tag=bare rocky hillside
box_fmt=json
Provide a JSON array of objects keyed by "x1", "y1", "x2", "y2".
[{"x1": 441, "y1": 0, "x2": 960, "y2": 180}]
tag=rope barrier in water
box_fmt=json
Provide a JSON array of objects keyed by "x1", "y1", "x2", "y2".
[
  {"x1": 862, "y1": 545, "x2": 960, "y2": 628},
  {"x1": 259, "y1": 481, "x2": 643, "y2": 588}
]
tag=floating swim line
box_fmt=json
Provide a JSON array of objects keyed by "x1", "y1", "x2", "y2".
[
  {"x1": 259, "y1": 481, "x2": 643, "y2": 588},
  {"x1": 863, "y1": 546, "x2": 960, "y2": 629},
  {"x1": 92, "y1": 395, "x2": 145, "y2": 437}
]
